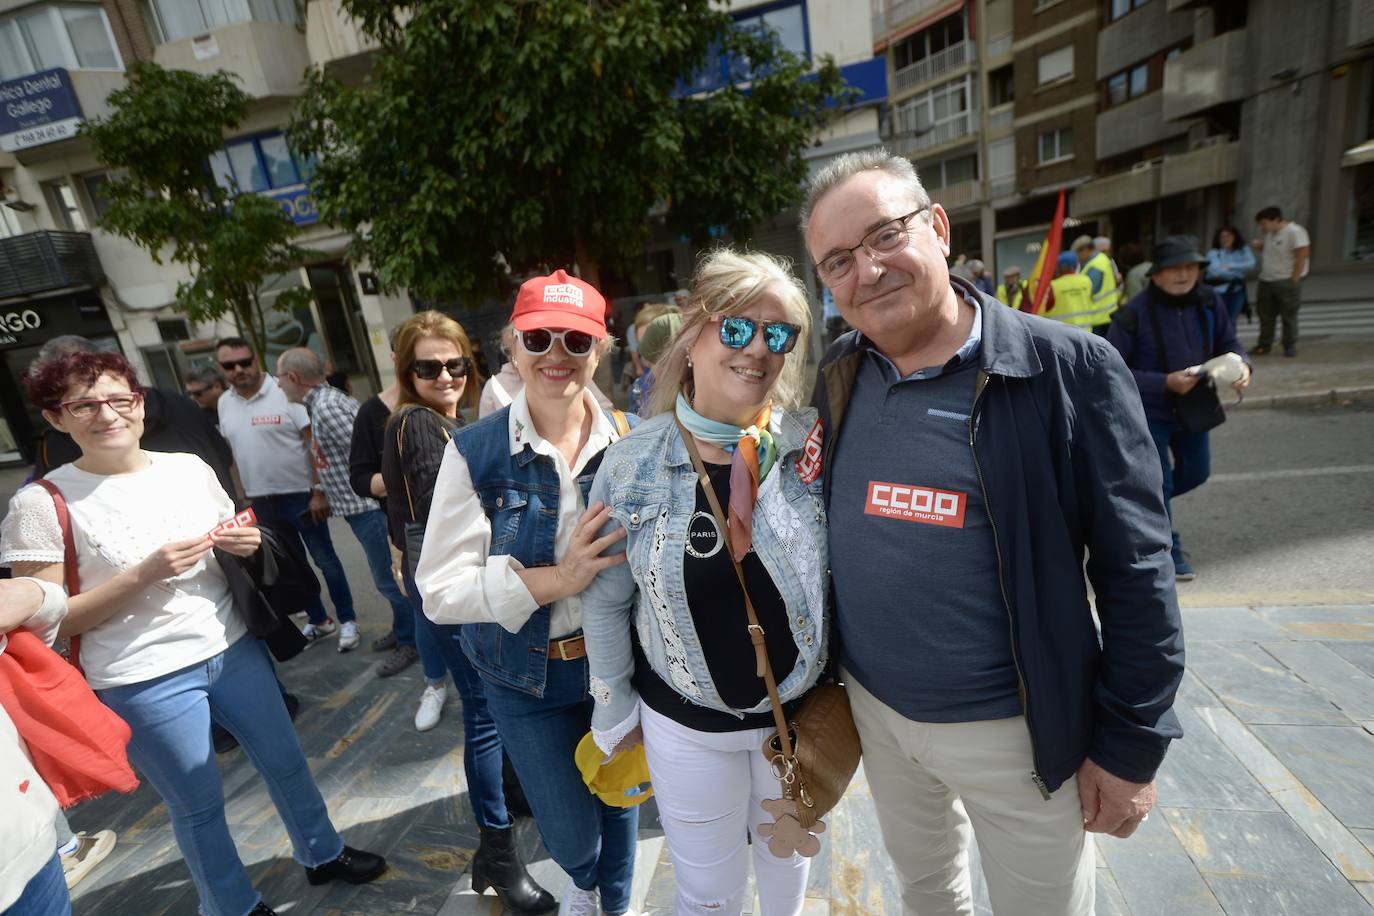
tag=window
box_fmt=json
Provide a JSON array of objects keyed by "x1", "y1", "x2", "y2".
[
  {"x1": 685, "y1": 0, "x2": 808, "y2": 95},
  {"x1": 208, "y1": 132, "x2": 318, "y2": 194},
  {"x1": 893, "y1": 12, "x2": 965, "y2": 70},
  {"x1": 146, "y1": 0, "x2": 299, "y2": 44},
  {"x1": 735, "y1": 3, "x2": 807, "y2": 58},
  {"x1": 43, "y1": 179, "x2": 88, "y2": 231},
  {"x1": 1108, "y1": 0, "x2": 1150, "y2": 22},
  {"x1": 1103, "y1": 46, "x2": 1186, "y2": 109},
  {"x1": 81, "y1": 172, "x2": 114, "y2": 221},
  {"x1": 987, "y1": 137, "x2": 1015, "y2": 181},
  {"x1": 1039, "y1": 126, "x2": 1073, "y2": 164},
  {"x1": 0, "y1": 4, "x2": 123, "y2": 80},
  {"x1": 989, "y1": 65, "x2": 1014, "y2": 107},
  {"x1": 1037, "y1": 46, "x2": 1073, "y2": 87},
  {"x1": 894, "y1": 75, "x2": 975, "y2": 136},
  {"x1": 0, "y1": 205, "x2": 22, "y2": 239},
  {"x1": 917, "y1": 153, "x2": 979, "y2": 190}
]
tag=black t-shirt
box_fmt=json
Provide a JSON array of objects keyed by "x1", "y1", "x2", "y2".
[
  {"x1": 350, "y1": 395, "x2": 392, "y2": 510},
  {"x1": 634, "y1": 460, "x2": 800, "y2": 732}
]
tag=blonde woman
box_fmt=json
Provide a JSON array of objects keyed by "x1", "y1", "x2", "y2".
[{"x1": 582, "y1": 250, "x2": 829, "y2": 915}]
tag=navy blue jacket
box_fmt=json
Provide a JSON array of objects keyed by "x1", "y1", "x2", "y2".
[
  {"x1": 813, "y1": 281, "x2": 1184, "y2": 792},
  {"x1": 1106, "y1": 283, "x2": 1248, "y2": 423}
]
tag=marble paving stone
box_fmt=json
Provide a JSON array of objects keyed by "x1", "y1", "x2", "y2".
[
  {"x1": 1186, "y1": 641, "x2": 1352, "y2": 725},
  {"x1": 1253, "y1": 604, "x2": 1374, "y2": 641},
  {"x1": 1155, "y1": 704, "x2": 1279, "y2": 812},
  {"x1": 1330, "y1": 641, "x2": 1374, "y2": 678},
  {"x1": 1180, "y1": 605, "x2": 1285, "y2": 642},
  {"x1": 1194, "y1": 706, "x2": 1301, "y2": 793},
  {"x1": 1175, "y1": 668, "x2": 1223, "y2": 709},
  {"x1": 1251, "y1": 725, "x2": 1374, "y2": 830},
  {"x1": 1357, "y1": 829, "x2": 1374, "y2": 857},
  {"x1": 1163, "y1": 808, "x2": 1374, "y2": 914},
  {"x1": 1360, "y1": 882, "x2": 1374, "y2": 909},
  {"x1": 1095, "y1": 867, "x2": 1132, "y2": 916},
  {"x1": 1268, "y1": 785, "x2": 1374, "y2": 883},
  {"x1": 1097, "y1": 808, "x2": 1224, "y2": 916},
  {"x1": 1261, "y1": 640, "x2": 1374, "y2": 720},
  {"x1": 825, "y1": 789, "x2": 901, "y2": 914}
]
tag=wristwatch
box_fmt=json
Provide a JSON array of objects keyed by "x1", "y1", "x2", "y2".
[{"x1": 311, "y1": 483, "x2": 324, "y2": 493}]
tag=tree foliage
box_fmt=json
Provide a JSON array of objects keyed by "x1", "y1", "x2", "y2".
[
  {"x1": 290, "y1": 0, "x2": 850, "y2": 303},
  {"x1": 82, "y1": 62, "x2": 316, "y2": 358}
]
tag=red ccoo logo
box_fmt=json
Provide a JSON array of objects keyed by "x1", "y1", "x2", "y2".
[{"x1": 864, "y1": 480, "x2": 966, "y2": 528}]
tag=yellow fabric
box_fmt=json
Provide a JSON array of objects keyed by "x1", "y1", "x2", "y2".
[
  {"x1": 1080, "y1": 251, "x2": 1121, "y2": 323},
  {"x1": 575, "y1": 732, "x2": 654, "y2": 808},
  {"x1": 996, "y1": 282, "x2": 1028, "y2": 312},
  {"x1": 1044, "y1": 274, "x2": 1097, "y2": 328}
]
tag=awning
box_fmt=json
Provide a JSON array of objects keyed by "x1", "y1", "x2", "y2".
[
  {"x1": 1341, "y1": 139, "x2": 1374, "y2": 168},
  {"x1": 874, "y1": 1, "x2": 966, "y2": 54}
]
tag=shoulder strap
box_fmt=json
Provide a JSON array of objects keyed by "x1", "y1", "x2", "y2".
[
  {"x1": 610, "y1": 409, "x2": 631, "y2": 437},
  {"x1": 1144, "y1": 297, "x2": 1170, "y2": 375},
  {"x1": 674, "y1": 418, "x2": 794, "y2": 758},
  {"x1": 393, "y1": 409, "x2": 419, "y2": 524},
  {"x1": 29, "y1": 478, "x2": 82, "y2": 672}
]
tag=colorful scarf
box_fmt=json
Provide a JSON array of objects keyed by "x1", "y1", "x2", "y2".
[{"x1": 675, "y1": 392, "x2": 777, "y2": 561}]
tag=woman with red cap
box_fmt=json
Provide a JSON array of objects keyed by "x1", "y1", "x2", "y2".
[{"x1": 414, "y1": 270, "x2": 640, "y2": 916}]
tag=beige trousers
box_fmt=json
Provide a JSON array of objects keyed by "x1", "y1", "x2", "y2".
[{"x1": 845, "y1": 671, "x2": 1095, "y2": 915}]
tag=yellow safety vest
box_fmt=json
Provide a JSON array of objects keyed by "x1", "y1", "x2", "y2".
[
  {"x1": 996, "y1": 282, "x2": 1028, "y2": 312},
  {"x1": 1043, "y1": 274, "x2": 1097, "y2": 328},
  {"x1": 1079, "y1": 251, "x2": 1121, "y2": 325}
]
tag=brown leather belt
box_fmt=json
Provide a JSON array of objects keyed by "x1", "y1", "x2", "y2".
[{"x1": 549, "y1": 635, "x2": 586, "y2": 661}]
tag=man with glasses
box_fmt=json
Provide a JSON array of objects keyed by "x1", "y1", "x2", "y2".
[
  {"x1": 802, "y1": 151, "x2": 1183, "y2": 915},
  {"x1": 275, "y1": 347, "x2": 412, "y2": 654},
  {"x1": 183, "y1": 365, "x2": 228, "y2": 426},
  {"x1": 215, "y1": 337, "x2": 356, "y2": 646}
]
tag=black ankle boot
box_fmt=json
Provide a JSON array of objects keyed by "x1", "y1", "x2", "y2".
[
  {"x1": 248, "y1": 904, "x2": 277, "y2": 915},
  {"x1": 470, "y1": 826, "x2": 556, "y2": 914}
]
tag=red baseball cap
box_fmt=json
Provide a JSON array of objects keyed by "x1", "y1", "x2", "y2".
[{"x1": 511, "y1": 270, "x2": 607, "y2": 339}]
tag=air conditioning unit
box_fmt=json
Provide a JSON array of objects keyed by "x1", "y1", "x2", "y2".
[
  {"x1": 1130, "y1": 160, "x2": 1156, "y2": 173},
  {"x1": 1189, "y1": 135, "x2": 1231, "y2": 151}
]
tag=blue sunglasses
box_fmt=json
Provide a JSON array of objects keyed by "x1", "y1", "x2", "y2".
[{"x1": 717, "y1": 316, "x2": 802, "y2": 355}]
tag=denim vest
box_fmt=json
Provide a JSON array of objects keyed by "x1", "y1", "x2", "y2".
[
  {"x1": 452, "y1": 406, "x2": 629, "y2": 697},
  {"x1": 582, "y1": 408, "x2": 829, "y2": 747}
]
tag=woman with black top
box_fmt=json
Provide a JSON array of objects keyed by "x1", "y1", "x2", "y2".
[
  {"x1": 379, "y1": 311, "x2": 553, "y2": 912},
  {"x1": 582, "y1": 250, "x2": 830, "y2": 915}
]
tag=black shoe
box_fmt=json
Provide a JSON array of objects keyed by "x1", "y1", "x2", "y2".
[
  {"x1": 377, "y1": 645, "x2": 419, "y2": 678},
  {"x1": 470, "y1": 827, "x2": 555, "y2": 913},
  {"x1": 1283, "y1": 345, "x2": 1297, "y2": 357},
  {"x1": 304, "y1": 846, "x2": 386, "y2": 886},
  {"x1": 249, "y1": 903, "x2": 277, "y2": 915},
  {"x1": 212, "y1": 723, "x2": 239, "y2": 755},
  {"x1": 371, "y1": 630, "x2": 397, "y2": 652},
  {"x1": 502, "y1": 755, "x2": 532, "y2": 818},
  {"x1": 1250, "y1": 345, "x2": 1271, "y2": 356},
  {"x1": 283, "y1": 692, "x2": 300, "y2": 721}
]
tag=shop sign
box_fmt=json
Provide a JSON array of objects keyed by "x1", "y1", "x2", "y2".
[
  {"x1": 266, "y1": 185, "x2": 319, "y2": 227},
  {"x1": 0, "y1": 69, "x2": 84, "y2": 153},
  {"x1": 0, "y1": 308, "x2": 43, "y2": 345}
]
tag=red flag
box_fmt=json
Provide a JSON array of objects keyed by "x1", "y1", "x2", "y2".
[{"x1": 1026, "y1": 189, "x2": 1066, "y2": 315}]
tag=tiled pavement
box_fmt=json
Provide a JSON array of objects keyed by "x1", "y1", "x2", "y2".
[{"x1": 56, "y1": 522, "x2": 1374, "y2": 914}]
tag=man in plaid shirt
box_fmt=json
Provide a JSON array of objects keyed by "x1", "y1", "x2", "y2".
[{"x1": 277, "y1": 348, "x2": 413, "y2": 654}]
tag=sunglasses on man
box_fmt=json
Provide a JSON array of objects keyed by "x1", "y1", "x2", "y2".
[
  {"x1": 715, "y1": 316, "x2": 802, "y2": 355},
  {"x1": 411, "y1": 357, "x2": 470, "y2": 380},
  {"x1": 518, "y1": 328, "x2": 596, "y2": 357},
  {"x1": 218, "y1": 357, "x2": 255, "y2": 371}
]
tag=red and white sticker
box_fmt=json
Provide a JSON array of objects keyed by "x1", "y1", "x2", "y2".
[
  {"x1": 251, "y1": 414, "x2": 282, "y2": 426},
  {"x1": 795, "y1": 418, "x2": 824, "y2": 484},
  {"x1": 207, "y1": 508, "x2": 257, "y2": 539},
  {"x1": 863, "y1": 481, "x2": 966, "y2": 528}
]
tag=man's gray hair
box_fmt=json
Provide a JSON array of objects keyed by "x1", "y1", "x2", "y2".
[
  {"x1": 185, "y1": 364, "x2": 226, "y2": 388},
  {"x1": 277, "y1": 347, "x2": 326, "y2": 381},
  {"x1": 800, "y1": 149, "x2": 932, "y2": 233},
  {"x1": 34, "y1": 335, "x2": 95, "y2": 367},
  {"x1": 1094, "y1": 236, "x2": 1112, "y2": 251}
]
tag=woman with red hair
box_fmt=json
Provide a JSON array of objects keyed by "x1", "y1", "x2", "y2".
[{"x1": 1, "y1": 351, "x2": 385, "y2": 916}]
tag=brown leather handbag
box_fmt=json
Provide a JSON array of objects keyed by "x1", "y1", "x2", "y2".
[{"x1": 678, "y1": 421, "x2": 861, "y2": 853}]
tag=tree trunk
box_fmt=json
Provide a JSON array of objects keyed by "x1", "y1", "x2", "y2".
[{"x1": 573, "y1": 234, "x2": 603, "y2": 294}]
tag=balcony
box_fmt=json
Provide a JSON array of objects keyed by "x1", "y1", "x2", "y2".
[
  {"x1": 153, "y1": 20, "x2": 309, "y2": 99},
  {"x1": 986, "y1": 31, "x2": 1012, "y2": 60},
  {"x1": 305, "y1": 0, "x2": 382, "y2": 82},
  {"x1": 1163, "y1": 29, "x2": 1248, "y2": 122},
  {"x1": 1072, "y1": 163, "x2": 1161, "y2": 216},
  {"x1": 1096, "y1": 92, "x2": 1190, "y2": 160},
  {"x1": 1096, "y1": 1, "x2": 1193, "y2": 81},
  {"x1": 933, "y1": 178, "x2": 983, "y2": 211},
  {"x1": 986, "y1": 103, "x2": 1013, "y2": 134},
  {"x1": 890, "y1": 111, "x2": 977, "y2": 157},
  {"x1": 1350, "y1": 0, "x2": 1374, "y2": 50},
  {"x1": 871, "y1": 0, "x2": 961, "y2": 40},
  {"x1": 0, "y1": 231, "x2": 105, "y2": 301},
  {"x1": 1160, "y1": 139, "x2": 1240, "y2": 196},
  {"x1": 893, "y1": 42, "x2": 974, "y2": 95}
]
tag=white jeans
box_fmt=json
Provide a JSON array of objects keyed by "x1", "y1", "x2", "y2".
[
  {"x1": 845, "y1": 671, "x2": 1095, "y2": 916},
  {"x1": 640, "y1": 703, "x2": 810, "y2": 915}
]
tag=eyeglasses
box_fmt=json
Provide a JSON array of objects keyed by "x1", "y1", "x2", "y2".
[
  {"x1": 185, "y1": 386, "x2": 209, "y2": 398},
  {"x1": 218, "y1": 357, "x2": 254, "y2": 371},
  {"x1": 815, "y1": 208, "x2": 929, "y2": 285},
  {"x1": 715, "y1": 316, "x2": 802, "y2": 355},
  {"x1": 519, "y1": 328, "x2": 595, "y2": 357},
  {"x1": 412, "y1": 357, "x2": 469, "y2": 380},
  {"x1": 57, "y1": 392, "x2": 144, "y2": 420}
]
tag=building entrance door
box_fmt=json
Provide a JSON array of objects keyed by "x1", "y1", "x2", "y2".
[{"x1": 307, "y1": 263, "x2": 380, "y2": 396}]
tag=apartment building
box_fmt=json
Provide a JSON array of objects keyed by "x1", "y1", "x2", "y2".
[{"x1": 0, "y1": 0, "x2": 408, "y2": 464}]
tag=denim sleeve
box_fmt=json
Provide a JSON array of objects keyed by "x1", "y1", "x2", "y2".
[
  {"x1": 581, "y1": 467, "x2": 642, "y2": 756},
  {"x1": 1073, "y1": 343, "x2": 1185, "y2": 784}
]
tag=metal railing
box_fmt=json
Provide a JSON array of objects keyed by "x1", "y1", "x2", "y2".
[
  {"x1": 893, "y1": 41, "x2": 974, "y2": 94},
  {"x1": 987, "y1": 105, "x2": 1013, "y2": 132},
  {"x1": 890, "y1": 110, "x2": 977, "y2": 156},
  {"x1": 934, "y1": 179, "x2": 983, "y2": 210},
  {"x1": 872, "y1": 0, "x2": 958, "y2": 37},
  {"x1": 0, "y1": 231, "x2": 105, "y2": 300}
]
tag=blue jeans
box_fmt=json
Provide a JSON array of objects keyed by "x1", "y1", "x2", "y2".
[
  {"x1": 344, "y1": 510, "x2": 413, "y2": 641},
  {"x1": 5, "y1": 853, "x2": 70, "y2": 916},
  {"x1": 404, "y1": 574, "x2": 508, "y2": 829},
  {"x1": 481, "y1": 655, "x2": 639, "y2": 914},
  {"x1": 252, "y1": 493, "x2": 355, "y2": 625},
  {"x1": 1147, "y1": 417, "x2": 1211, "y2": 542},
  {"x1": 98, "y1": 637, "x2": 345, "y2": 916},
  {"x1": 1216, "y1": 283, "x2": 1246, "y2": 324}
]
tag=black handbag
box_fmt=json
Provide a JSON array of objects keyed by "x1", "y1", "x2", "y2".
[{"x1": 1146, "y1": 296, "x2": 1226, "y2": 434}]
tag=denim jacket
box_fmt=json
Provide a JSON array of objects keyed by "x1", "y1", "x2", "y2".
[
  {"x1": 451, "y1": 406, "x2": 622, "y2": 697},
  {"x1": 581, "y1": 408, "x2": 829, "y2": 753}
]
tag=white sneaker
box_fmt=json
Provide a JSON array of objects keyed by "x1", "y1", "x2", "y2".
[
  {"x1": 558, "y1": 880, "x2": 600, "y2": 916},
  {"x1": 61, "y1": 829, "x2": 116, "y2": 889},
  {"x1": 337, "y1": 621, "x2": 360, "y2": 652},
  {"x1": 414, "y1": 683, "x2": 447, "y2": 732},
  {"x1": 300, "y1": 618, "x2": 338, "y2": 647}
]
